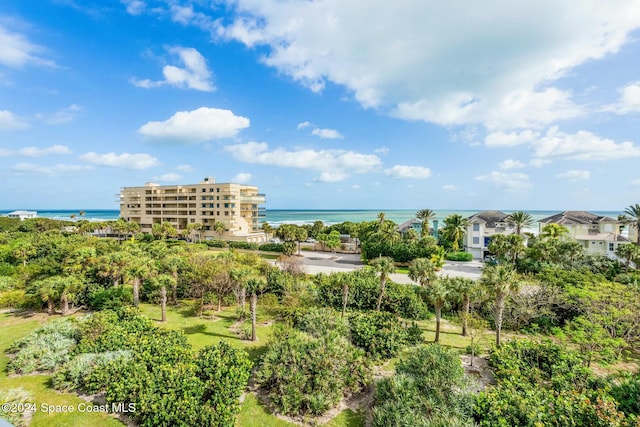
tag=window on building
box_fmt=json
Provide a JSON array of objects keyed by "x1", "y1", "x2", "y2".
[
  {"x1": 216, "y1": 188, "x2": 220, "y2": 192},
  {"x1": 473, "y1": 237, "x2": 480, "y2": 245},
  {"x1": 210, "y1": 188, "x2": 214, "y2": 192},
  {"x1": 608, "y1": 243, "x2": 614, "y2": 251},
  {"x1": 201, "y1": 188, "x2": 206, "y2": 192},
  {"x1": 473, "y1": 223, "x2": 480, "y2": 232},
  {"x1": 225, "y1": 211, "x2": 229, "y2": 216}
]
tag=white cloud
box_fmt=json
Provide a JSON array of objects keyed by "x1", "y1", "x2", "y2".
[
  {"x1": 0, "y1": 25, "x2": 56, "y2": 68},
  {"x1": 556, "y1": 170, "x2": 590, "y2": 181},
  {"x1": 311, "y1": 128, "x2": 344, "y2": 139},
  {"x1": 156, "y1": 173, "x2": 182, "y2": 182},
  {"x1": 0, "y1": 110, "x2": 29, "y2": 131},
  {"x1": 175, "y1": 164, "x2": 193, "y2": 173},
  {"x1": 0, "y1": 148, "x2": 11, "y2": 157},
  {"x1": 532, "y1": 127, "x2": 640, "y2": 160},
  {"x1": 214, "y1": 1, "x2": 640, "y2": 129},
  {"x1": 232, "y1": 172, "x2": 252, "y2": 183},
  {"x1": 138, "y1": 107, "x2": 250, "y2": 143},
  {"x1": 475, "y1": 171, "x2": 532, "y2": 192},
  {"x1": 13, "y1": 162, "x2": 92, "y2": 176},
  {"x1": 529, "y1": 158, "x2": 551, "y2": 168},
  {"x1": 132, "y1": 47, "x2": 214, "y2": 91},
  {"x1": 442, "y1": 184, "x2": 457, "y2": 192},
  {"x1": 614, "y1": 81, "x2": 640, "y2": 114},
  {"x1": 79, "y1": 152, "x2": 160, "y2": 169},
  {"x1": 632, "y1": 179, "x2": 640, "y2": 188},
  {"x1": 18, "y1": 145, "x2": 71, "y2": 157},
  {"x1": 499, "y1": 159, "x2": 525, "y2": 170},
  {"x1": 225, "y1": 141, "x2": 381, "y2": 182},
  {"x1": 485, "y1": 130, "x2": 539, "y2": 148},
  {"x1": 122, "y1": 0, "x2": 145, "y2": 15},
  {"x1": 374, "y1": 147, "x2": 390, "y2": 154},
  {"x1": 384, "y1": 165, "x2": 431, "y2": 179},
  {"x1": 351, "y1": 184, "x2": 361, "y2": 190},
  {"x1": 35, "y1": 104, "x2": 83, "y2": 125},
  {"x1": 297, "y1": 121, "x2": 314, "y2": 129}
]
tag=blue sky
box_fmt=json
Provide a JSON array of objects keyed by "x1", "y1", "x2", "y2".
[{"x1": 1, "y1": 1, "x2": 640, "y2": 211}]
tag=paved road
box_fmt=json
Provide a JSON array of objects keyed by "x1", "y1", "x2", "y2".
[{"x1": 294, "y1": 250, "x2": 483, "y2": 283}]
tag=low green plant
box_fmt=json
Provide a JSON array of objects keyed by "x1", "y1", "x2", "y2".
[
  {"x1": 445, "y1": 252, "x2": 473, "y2": 262},
  {"x1": 52, "y1": 350, "x2": 133, "y2": 392},
  {"x1": 0, "y1": 387, "x2": 34, "y2": 427}
]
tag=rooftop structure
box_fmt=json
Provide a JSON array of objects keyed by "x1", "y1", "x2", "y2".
[
  {"x1": 119, "y1": 178, "x2": 266, "y2": 242},
  {"x1": 465, "y1": 210, "x2": 516, "y2": 259}
]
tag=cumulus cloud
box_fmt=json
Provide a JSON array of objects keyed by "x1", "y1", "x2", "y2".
[
  {"x1": 121, "y1": 0, "x2": 145, "y2": 15},
  {"x1": 232, "y1": 172, "x2": 252, "y2": 183},
  {"x1": 18, "y1": 145, "x2": 71, "y2": 157},
  {"x1": 613, "y1": 81, "x2": 640, "y2": 114},
  {"x1": 556, "y1": 170, "x2": 590, "y2": 181},
  {"x1": 138, "y1": 107, "x2": 250, "y2": 143},
  {"x1": 13, "y1": 162, "x2": 92, "y2": 176},
  {"x1": 0, "y1": 110, "x2": 29, "y2": 131},
  {"x1": 79, "y1": 152, "x2": 160, "y2": 169},
  {"x1": 214, "y1": 0, "x2": 640, "y2": 129},
  {"x1": 532, "y1": 127, "x2": 640, "y2": 160},
  {"x1": 475, "y1": 171, "x2": 532, "y2": 192},
  {"x1": 224, "y1": 141, "x2": 381, "y2": 182},
  {"x1": 132, "y1": 47, "x2": 214, "y2": 91},
  {"x1": 35, "y1": 105, "x2": 83, "y2": 125},
  {"x1": 297, "y1": 121, "x2": 314, "y2": 129},
  {"x1": 311, "y1": 128, "x2": 344, "y2": 139},
  {"x1": 0, "y1": 24, "x2": 56, "y2": 68},
  {"x1": 485, "y1": 130, "x2": 539, "y2": 148},
  {"x1": 499, "y1": 159, "x2": 525, "y2": 170},
  {"x1": 384, "y1": 165, "x2": 431, "y2": 179},
  {"x1": 155, "y1": 173, "x2": 182, "y2": 182}
]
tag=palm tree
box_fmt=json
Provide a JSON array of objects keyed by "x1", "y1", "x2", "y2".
[
  {"x1": 540, "y1": 223, "x2": 569, "y2": 240},
  {"x1": 213, "y1": 220, "x2": 226, "y2": 240},
  {"x1": 416, "y1": 209, "x2": 436, "y2": 237},
  {"x1": 480, "y1": 264, "x2": 519, "y2": 347},
  {"x1": 506, "y1": 211, "x2": 534, "y2": 235},
  {"x1": 615, "y1": 243, "x2": 639, "y2": 271},
  {"x1": 441, "y1": 214, "x2": 469, "y2": 251},
  {"x1": 450, "y1": 277, "x2": 479, "y2": 336},
  {"x1": 408, "y1": 257, "x2": 437, "y2": 287},
  {"x1": 623, "y1": 204, "x2": 640, "y2": 245},
  {"x1": 369, "y1": 256, "x2": 396, "y2": 311},
  {"x1": 422, "y1": 278, "x2": 450, "y2": 343},
  {"x1": 246, "y1": 278, "x2": 267, "y2": 341}
]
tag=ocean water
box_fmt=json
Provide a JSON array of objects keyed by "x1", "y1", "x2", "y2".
[{"x1": 1, "y1": 208, "x2": 625, "y2": 229}]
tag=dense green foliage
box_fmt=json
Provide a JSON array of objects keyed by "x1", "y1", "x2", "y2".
[
  {"x1": 372, "y1": 345, "x2": 473, "y2": 427},
  {"x1": 314, "y1": 270, "x2": 429, "y2": 319},
  {"x1": 445, "y1": 251, "x2": 474, "y2": 261},
  {"x1": 256, "y1": 325, "x2": 372, "y2": 416},
  {"x1": 348, "y1": 311, "x2": 422, "y2": 359}
]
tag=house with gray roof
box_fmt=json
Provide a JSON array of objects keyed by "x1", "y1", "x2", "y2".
[{"x1": 464, "y1": 210, "x2": 517, "y2": 260}]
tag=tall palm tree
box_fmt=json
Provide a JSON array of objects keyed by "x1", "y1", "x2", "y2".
[
  {"x1": 623, "y1": 204, "x2": 640, "y2": 245},
  {"x1": 408, "y1": 257, "x2": 437, "y2": 287},
  {"x1": 540, "y1": 223, "x2": 569, "y2": 240},
  {"x1": 416, "y1": 209, "x2": 436, "y2": 237},
  {"x1": 506, "y1": 211, "x2": 534, "y2": 235},
  {"x1": 369, "y1": 256, "x2": 396, "y2": 311},
  {"x1": 441, "y1": 214, "x2": 469, "y2": 251},
  {"x1": 450, "y1": 277, "x2": 479, "y2": 336},
  {"x1": 480, "y1": 264, "x2": 519, "y2": 347},
  {"x1": 246, "y1": 278, "x2": 267, "y2": 341},
  {"x1": 422, "y1": 278, "x2": 450, "y2": 343}
]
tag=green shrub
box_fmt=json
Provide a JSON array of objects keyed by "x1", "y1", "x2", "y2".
[
  {"x1": 88, "y1": 286, "x2": 133, "y2": 310},
  {"x1": 0, "y1": 289, "x2": 28, "y2": 308},
  {"x1": 7, "y1": 319, "x2": 80, "y2": 374},
  {"x1": 0, "y1": 275, "x2": 16, "y2": 291},
  {"x1": 204, "y1": 239, "x2": 227, "y2": 248},
  {"x1": 348, "y1": 311, "x2": 416, "y2": 360},
  {"x1": 0, "y1": 387, "x2": 34, "y2": 427},
  {"x1": 372, "y1": 345, "x2": 474, "y2": 427},
  {"x1": 256, "y1": 326, "x2": 371, "y2": 416},
  {"x1": 609, "y1": 371, "x2": 640, "y2": 417},
  {"x1": 445, "y1": 252, "x2": 473, "y2": 261},
  {"x1": 228, "y1": 241, "x2": 259, "y2": 250},
  {"x1": 52, "y1": 350, "x2": 133, "y2": 392},
  {"x1": 292, "y1": 307, "x2": 350, "y2": 338},
  {"x1": 258, "y1": 243, "x2": 284, "y2": 252}
]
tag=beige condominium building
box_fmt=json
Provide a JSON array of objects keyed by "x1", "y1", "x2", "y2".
[{"x1": 119, "y1": 177, "x2": 266, "y2": 242}]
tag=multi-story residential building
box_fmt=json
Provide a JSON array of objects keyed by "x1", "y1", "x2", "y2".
[
  {"x1": 464, "y1": 210, "x2": 516, "y2": 259},
  {"x1": 120, "y1": 178, "x2": 266, "y2": 242},
  {"x1": 538, "y1": 211, "x2": 630, "y2": 257}
]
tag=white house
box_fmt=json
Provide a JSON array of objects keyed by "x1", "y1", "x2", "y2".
[
  {"x1": 465, "y1": 210, "x2": 517, "y2": 260},
  {"x1": 5, "y1": 210, "x2": 37, "y2": 221}
]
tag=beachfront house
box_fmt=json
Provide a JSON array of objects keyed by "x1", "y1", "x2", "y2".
[
  {"x1": 538, "y1": 211, "x2": 631, "y2": 257},
  {"x1": 5, "y1": 210, "x2": 37, "y2": 221},
  {"x1": 465, "y1": 210, "x2": 518, "y2": 260}
]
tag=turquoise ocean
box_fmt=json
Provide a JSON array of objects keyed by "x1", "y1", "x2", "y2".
[{"x1": 1, "y1": 209, "x2": 625, "y2": 230}]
